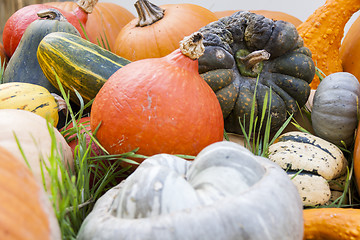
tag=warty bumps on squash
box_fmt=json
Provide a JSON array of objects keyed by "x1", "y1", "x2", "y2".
[
  {"x1": 197, "y1": 11, "x2": 315, "y2": 136},
  {"x1": 90, "y1": 32, "x2": 224, "y2": 163}
]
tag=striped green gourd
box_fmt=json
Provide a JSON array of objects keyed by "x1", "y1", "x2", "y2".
[{"x1": 37, "y1": 32, "x2": 131, "y2": 104}]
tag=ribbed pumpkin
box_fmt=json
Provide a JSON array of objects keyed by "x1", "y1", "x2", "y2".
[
  {"x1": 214, "y1": 10, "x2": 302, "y2": 27},
  {"x1": 340, "y1": 15, "x2": 360, "y2": 82},
  {"x1": 91, "y1": 33, "x2": 224, "y2": 164},
  {"x1": 0, "y1": 146, "x2": 61, "y2": 240},
  {"x1": 2, "y1": 0, "x2": 97, "y2": 57},
  {"x1": 47, "y1": 1, "x2": 135, "y2": 50},
  {"x1": 113, "y1": 0, "x2": 218, "y2": 61}
]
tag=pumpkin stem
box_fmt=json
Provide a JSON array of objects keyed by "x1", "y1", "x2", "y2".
[
  {"x1": 37, "y1": 8, "x2": 66, "y2": 22},
  {"x1": 76, "y1": 0, "x2": 98, "y2": 14},
  {"x1": 235, "y1": 49, "x2": 270, "y2": 77},
  {"x1": 179, "y1": 32, "x2": 205, "y2": 60},
  {"x1": 135, "y1": 0, "x2": 165, "y2": 27}
]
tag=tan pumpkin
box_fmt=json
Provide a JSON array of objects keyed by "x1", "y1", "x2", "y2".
[
  {"x1": 214, "y1": 9, "x2": 302, "y2": 27},
  {"x1": 113, "y1": 0, "x2": 218, "y2": 61},
  {"x1": 0, "y1": 146, "x2": 61, "y2": 240},
  {"x1": 0, "y1": 109, "x2": 73, "y2": 192},
  {"x1": 340, "y1": 15, "x2": 360, "y2": 82}
]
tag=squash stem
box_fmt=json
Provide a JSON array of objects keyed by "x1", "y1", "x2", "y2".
[
  {"x1": 37, "y1": 8, "x2": 67, "y2": 21},
  {"x1": 76, "y1": 0, "x2": 99, "y2": 14},
  {"x1": 135, "y1": 0, "x2": 165, "y2": 27},
  {"x1": 179, "y1": 32, "x2": 205, "y2": 60},
  {"x1": 235, "y1": 49, "x2": 270, "y2": 77}
]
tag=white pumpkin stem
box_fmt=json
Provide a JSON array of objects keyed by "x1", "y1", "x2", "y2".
[
  {"x1": 135, "y1": 0, "x2": 165, "y2": 27},
  {"x1": 179, "y1": 32, "x2": 205, "y2": 60},
  {"x1": 76, "y1": 0, "x2": 99, "y2": 14}
]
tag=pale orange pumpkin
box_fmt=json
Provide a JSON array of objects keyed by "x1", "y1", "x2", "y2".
[
  {"x1": 0, "y1": 146, "x2": 61, "y2": 240},
  {"x1": 340, "y1": 15, "x2": 360, "y2": 82},
  {"x1": 113, "y1": 0, "x2": 218, "y2": 61},
  {"x1": 48, "y1": 1, "x2": 135, "y2": 50},
  {"x1": 214, "y1": 9, "x2": 302, "y2": 27}
]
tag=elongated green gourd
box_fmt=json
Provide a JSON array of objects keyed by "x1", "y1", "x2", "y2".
[{"x1": 37, "y1": 31, "x2": 131, "y2": 104}]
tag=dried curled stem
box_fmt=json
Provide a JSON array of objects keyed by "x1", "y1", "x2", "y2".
[
  {"x1": 135, "y1": 0, "x2": 165, "y2": 27},
  {"x1": 179, "y1": 32, "x2": 205, "y2": 60}
]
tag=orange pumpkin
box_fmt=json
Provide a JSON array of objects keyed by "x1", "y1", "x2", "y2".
[
  {"x1": 91, "y1": 33, "x2": 224, "y2": 165},
  {"x1": 303, "y1": 208, "x2": 360, "y2": 239},
  {"x1": 0, "y1": 42, "x2": 8, "y2": 68},
  {"x1": 214, "y1": 10, "x2": 302, "y2": 27},
  {"x1": 48, "y1": 1, "x2": 135, "y2": 50},
  {"x1": 353, "y1": 120, "x2": 360, "y2": 192},
  {"x1": 0, "y1": 146, "x2": 61, "y2": 239},
  {"x1": 340, "y1": 15, "x2": 360, "y2": 82},
  {"x1": 113, "y1": 0, "x2": 218, "y2": 61}
]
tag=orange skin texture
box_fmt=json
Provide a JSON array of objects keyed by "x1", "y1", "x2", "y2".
[
  {"x1": 0, "y1": 42, "x2": 8, "y2": 68},
  {"x1": 296, "y1": 0, "x2": 360, "y2": 89},
  {"x1": 48, "y1": 2, "x2": 135, "y2": 51},
  {"x1": 303, "y1": 208, "x2": 360, "y2": 240},
  {"x1": 2, "y1": 3, "x2": 89, "y2": 57},
  {"x1": 214, "y1": 9, "x2": 302, "y2": 27},
  {"x1": 113, "y1": 3, "x2": 218, "y2": 61},
  {"x1": 0, "y1": 146, "x2": 59, "y2": 240},
  {"x1": 353, "y1": 120, "x2": 360, "y2": 194},
  {"x1": 91, "y1": 49, "x2": 224, "y2": 163},
  {"x1": 340, "y1": 15, "x2": 360, "y2": 83}
]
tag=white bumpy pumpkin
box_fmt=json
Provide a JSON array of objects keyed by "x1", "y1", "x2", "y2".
[{"x1": 78, "y1": 141, "x2": 303, "y2": 240}]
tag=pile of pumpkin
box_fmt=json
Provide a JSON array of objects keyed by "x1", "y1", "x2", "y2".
[{"x1": 2, "y1": 0, "x2": 360, "y2": 239}]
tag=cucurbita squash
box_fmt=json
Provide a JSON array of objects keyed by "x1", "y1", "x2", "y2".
[
  {"x1": 91, "y1": 32, "x2": 224, "y2": 162},
  {"x1": 0, "y1": 146, "x2": 61, "y2": 240},
  {"x1": 2, "y1": 9, "x2": 80, "y2": 95},
  {"x1": 37, "y1": 31, "x2": 131, "y2": 104},
  {"x1": 303, "y1": 208, "x2": 360, "y2": 240},
  {"x1": 268, "y1": 131, "x2": 348, "y2": 206},
  {"x1": 2, "y1": 0, "x2": 97, "y2": 57},
  {"x1": 0, "y1": 82, "x2": 63, "y2": 127},
  {"x1": 47, "y1": 1, "x2": 135, "y2": 51},
  {"x1": 113, "y1": 0, "x2": 218, "y2": 61},
  {"x1": 311, "y1": 72, "x2": 360, "y2": 147},
  {"x1": 297, "y1": 0, "x2": 360, "y2": 89},
  {"x1": 77, "y1": 141, "x2": 304, "y2": 240},
  {"x1": 214, "y1": 9, "x2": 302, "y2": 27},
  {"x1": 353, "y1": 120, "x2": 360, "y2": 194},
  {"x1": 198, "y1": 11, "x2": 315, "y2": 135},
  {"x1": 0, "y1": 109, "x2": 73, "y2": 193}
]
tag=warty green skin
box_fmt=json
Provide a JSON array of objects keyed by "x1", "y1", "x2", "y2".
[
  {"x1": 2, "y1": 13, "x2": 80, "y2": 95},
  {"x1": 198, "y1": 11, "x2": 315, "y2": 135}
]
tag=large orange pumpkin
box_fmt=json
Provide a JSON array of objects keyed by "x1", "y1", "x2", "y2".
[
  {"x1": 340, "y1": 15, "x2": 360, "y2": 82},
  {"x1": 353, "y1": 120, "x2": 360, "y2": 192},
  {"x1": 0, "y1": 146, "x2": 61, "y2": 240},
  {"x1": 214, "y1": 10, "x2": 302, "y2": 27},
  {"x1": 113, "y1": 0, "x2": 218, "y2": 61},
  {"x1": 91, "y1": 33, "x2": 224, "y2": 164},
  {"x1": 48, "y1": 1, "x2": 135, "y2": 50}
]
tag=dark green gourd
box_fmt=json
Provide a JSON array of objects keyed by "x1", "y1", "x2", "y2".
[
  {"x1": 198, "y1": 11, "x2": 315, "y2": 135},
  {"x1": 2, "y1": 8, "x2": 80, "y2": 94}
]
